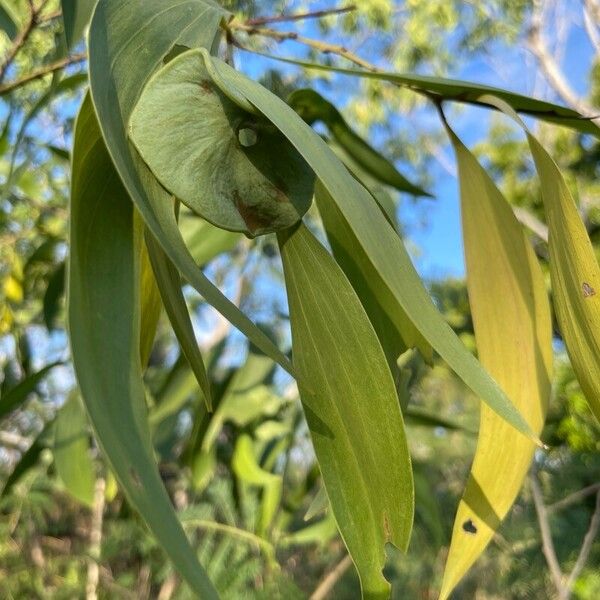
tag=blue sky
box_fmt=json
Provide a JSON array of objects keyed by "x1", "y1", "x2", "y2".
[{"x1": 237, "y1": 2, "x2": 595, "y2": 280}]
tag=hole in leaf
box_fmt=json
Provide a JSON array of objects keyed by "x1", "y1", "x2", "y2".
[
  {"x1": 462, "y1": 518, "x2": 477, "y2": 534},
  {"x1": 238, "y1": 127, "x2": 258, "y2": 147}
]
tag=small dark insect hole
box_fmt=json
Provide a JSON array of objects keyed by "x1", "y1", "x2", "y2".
[
  {"x1": 462, "y1": 519, "x2": 477, "y2": 534},
  {"x1": 238, "y1": 128, "x2": 258, "y2": 147},
  {"x1": 583, "y1": 282, "x2": 596, "y2": 298}
]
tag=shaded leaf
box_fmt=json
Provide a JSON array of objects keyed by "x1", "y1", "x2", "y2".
[
  {"x1": 53, "y1": 394, "x2": 95, "y2": 507},
  {"x1": 279, "y1": 222, "x2": 413, "y2": 599},
  {"x1": 1, "y1": 417, "x2": 55, "y2": 497},
  {"x1": 264, "y1": 55, "x2": 600, "y2": 137},
  {"x1": 289, "y1": 89, "x2": 431, "y2": 196},
  {"x1": 439, "y1": 122, "x2": 552, "y2": 599},
  {"x1": 61, "y1": 0, "x2": 96, "y2": 48},
  {"x1": 43, "y1": 262, "x2": 65, "y2": 331},
  {"x1": 139, "y1": 230, "x2": 162, "y2": 368},
  {"x1": 88, "y1": 0, "x2": 296, "y2": 376},
  {"x1": 0, "y1": 1, "x2": 17, "y2": 40},
  {"x1": 130, "y1": 54, "x2": 314, "y2": 237},
  {"x1": 0, "y1": 361, "x2": 62, "y2": 421},
  {"x1": 68, "y1": 93, "x2": 218, "y2": 598},
  {"x1": 145, "y1": 230, "x2": 212, "y2": 410}
]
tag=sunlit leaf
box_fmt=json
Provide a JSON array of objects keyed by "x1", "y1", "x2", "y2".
[
  {"x1": 484, "y1": 95, "x2": 600, "y2": 423},
  {"x1": 439, "y1": 122, "x2": 552, "y2": 599},
  {"x1": 232, "y1": 433, "x2": 282, "y2": 536},
  {"x1": 279, "y1": 222, "x2": 413, "y2": 599},
  {"x1": 315, "y1": 180, "x2": 431, "y2": 369},
  {"x1": 53, "y1": 393, "x2": 95, "y2": 507},
  {"x1": 88, "y1": 0, "x2": 295, "y2": 377},
  {"x1": 68, "y1": 93, "x2": 218, "y2": 598}
]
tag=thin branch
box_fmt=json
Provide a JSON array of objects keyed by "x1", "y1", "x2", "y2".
[
  {"x1": 0, "y1": 0, "x2": 36, "y2": 83},
  {"x1": 548, "y1": 483, "x2": 600, "y2": 513},
  {"x1": 584, "y1": 0, "x2": 600, "y2": 56},
  {"x1": 530, "y1": 473, "x2": 564, "y2": 595},
  {"x1": 245, "y1": 5, "x2": 356, "y2": 27},
  {"x1": 309, "y1": 554, "x2": 353, "y2": 600},
  {"x1": 229, "y1": 23, "x2": 378, "y2": 71},
  {"x1": 86, "y1": 477, "x2": 106, "y2": 600},
  {"x1": 560, "y1": 491, "x2": 600, "y2": 599},
  {"x1": 527, "y1": 0, "x2": 595, "y2": 116},
  {"x1": 513, "y1": 207, "x2": 549, "y2": 242},
  {"x1": 0, "y1": 52, "x2": 87, "y2": 96}
]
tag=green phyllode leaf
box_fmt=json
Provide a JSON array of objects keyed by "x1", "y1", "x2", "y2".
[
  {"x1": 289, "y1": 89, "x2": 431, "y2": 196},
  {"x1": 68, "y1": 94, "x2": 218, "y2": 598},
  {"x1": 279, "y1": 222, "x2": 413, "y2": 600},
  {"x1": 130, "y1": 53, "x2": 315, "y2": 237},
  {"x1": 0, "y1": 361, "x2": 62, "y2": 421},
  {"x1": 88, "y1": 0, "x2": 295, "y2": 378},
  {"x1": 263, "y1": 55, "x2": 600, "y2": 137},
  {"x1": 439, "y1": 123, "x2": 553, "y2": 599},
  {"x1": 200, "y1": 49, "x2": 537, "y2": 441},
  {"x1": 53, "y1": 393, "x2": 96, "y2": 507},
  {"x1": 145, "y1": 230, "x2": 213, "y2": 411},
  {"x1": 61, "y1": 0, "x2": 96, "y2": 48}
]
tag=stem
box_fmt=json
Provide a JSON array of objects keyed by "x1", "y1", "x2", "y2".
[
  {"x1": 309, "y1": 554, "x2": 353, "y2": 600},
  {"x1": 0, "y1": 53, "x2": 87, "y2": 96},
  {"x1": 560, "y1": 491, "x2": 600, "y2": 600},
  {"x1": 548, "y1": 483, "x2": 600, "y2": 514},
  {"x1": 530, "y1": 473, "x2": 564, "y2": 595},
  {"x1": 229, "y1": 23, "x2": 378, "y2": 72},
  {"x1": 86, "y1": 477, "x2": 106, "y2": 600},
  {"x1": 245, "y1": 5, "x2": 356, "y2": 27},
  {"x1": 0, "y1": 0, "x2": 36, "y2": 83}
]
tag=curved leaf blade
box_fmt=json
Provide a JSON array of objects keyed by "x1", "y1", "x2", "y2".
[
  {"x1": 206, "y1": 53, "x2": 537, "y2": 441},
  {"x1": 439, "y1": 125, "x2": 553, "y2": 599},
  {"x1": 145, "y1": 230, "x2": 212, "y2": 410},
  {"x1": 289, "y1": 89, "x2": 431, "y2": 196},
  {"x1": 87, "y1": 0, "x2": 296, "y2": 378},
  {"x1": 68, "y1": 94, "x2": 218, "y2": 598},
  {"x1": 279, "y1": 222, "x2": 414, "y2": 599},
  {"x1": 484, "y1": 95, "x2": 600, "y2": 423},
  {"x1": 61, "y1": 0, "x2": 96, "y2": 48},
  {"x1": 0, "y1": 361, "x2": 62, "y2": 421},
  {"x1": 262, "y1": 55, "x2": 600, "y2": 137}
]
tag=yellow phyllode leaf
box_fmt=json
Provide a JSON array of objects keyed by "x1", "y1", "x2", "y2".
[
  {"x1": 439, "y1": 125, "x2": 553, "y2": 599},
  {"x1": 481, "y1": 95, "x2": 600, "y2": 423},
  {"x1": 139, "y1": 220, "x2": 162, "y2": 369}
]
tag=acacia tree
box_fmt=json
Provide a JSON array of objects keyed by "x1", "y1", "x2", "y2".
[{"x1": 1, "y1": 1, "x2": 599, "y2": 599}]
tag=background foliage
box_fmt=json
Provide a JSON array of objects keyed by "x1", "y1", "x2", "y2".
[{"x1": 0, "y1": 1, "x2": 599, "y2": 598}]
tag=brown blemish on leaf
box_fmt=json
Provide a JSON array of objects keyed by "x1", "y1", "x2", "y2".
[
  {"x1": 583, "y1": 282, "x2": 596, "y2": 298},
  {"x1": 199, "y1": 80, "x2": 213, "y2": 94},
  {"x1": 383, "y1": 512, "x2": 392, "y2": 542},
  {"x1": 272, "y1": 178, "x2": 290, "y2": 203},
  {"x1": 232, "y1": 190, "x2": 272, "y2": 234}
]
